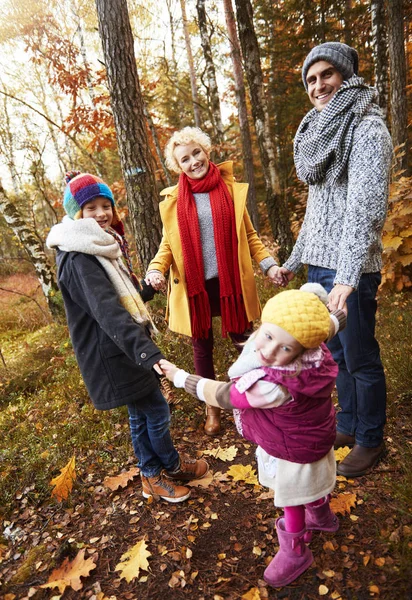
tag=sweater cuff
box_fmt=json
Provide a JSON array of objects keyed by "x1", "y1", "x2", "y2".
[
  {"x1": 174, "y1": 369, "x2": 189, "y2": 388},
  {"x1": 260, "y1": 256, "x2": 277, "y2": 275},
  {"x1": 184, "y1": 374, "x2": 203, "y2": 398}
]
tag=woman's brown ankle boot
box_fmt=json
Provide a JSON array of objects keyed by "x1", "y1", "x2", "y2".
[{"x1": 204, "y1": 405, "x2": 221, "y2": 436}]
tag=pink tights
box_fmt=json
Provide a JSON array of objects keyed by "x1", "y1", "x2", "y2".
[{"x1": 284, "y1": 497, "x2": 324, "y2": 533}]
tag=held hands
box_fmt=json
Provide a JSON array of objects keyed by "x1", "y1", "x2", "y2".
[
  {"x1": 266, "y1": 265, "x2": 295, "y2": 288},
  {"x1": 145, "y1": 271, "x2": 167, "y2": 291},
  {"x1": 159, "y1": 359, "x2": 179, "y2": 382}
]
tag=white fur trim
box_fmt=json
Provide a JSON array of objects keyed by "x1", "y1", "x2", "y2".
[
  {"x1": 299, "y1": 282, "x2": 329, "y2": 306},
  {"x1": 173, "y1": 369, "x2": 189, "y2": 388}
]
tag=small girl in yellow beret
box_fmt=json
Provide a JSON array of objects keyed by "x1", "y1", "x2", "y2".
[{"x1": 160, "y1": 283, "x2": 346, "y2": 587}]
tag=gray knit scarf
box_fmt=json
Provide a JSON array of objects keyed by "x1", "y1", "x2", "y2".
[{"x1": 294, "y1": 75, "x2": 381, "y2": 185}]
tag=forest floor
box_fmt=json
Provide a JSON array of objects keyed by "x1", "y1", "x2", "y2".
[{"x1": 0, "y1": 273, "x2": 411, "y2": 600}]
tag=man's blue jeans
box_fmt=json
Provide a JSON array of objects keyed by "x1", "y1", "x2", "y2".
[
  {"x1": 127, "y1": 387, "x2": 180, "y2": 477},
  {"x1": 308, "y1": 266, "x2": 386, "y2": 447}
]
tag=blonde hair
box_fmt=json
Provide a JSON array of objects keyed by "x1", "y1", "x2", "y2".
[{"x1": 164, "y1": 127, "x2": 212, "y2": 173}]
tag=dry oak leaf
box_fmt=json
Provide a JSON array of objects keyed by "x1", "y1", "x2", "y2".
[
  {"x1": 202, "y1": 445, "x2": 238, "y2": 461},
  {"x1": 227, "y1": 464, "x2": 259, "y2": 485},
  {"x1": 104, "y1": 467, "x2": 140, "y2": 491},
  {"x1": 334, "y1": 447, "x2": 351, "y2": 462},
  {"x1": 242, "y1": 588, "x2": 262, "y2": 600},
  {"x1": 50, "y1": 456, "x2": 76, "y2": 502},
  {"x1": 115, "y1": 539, "x2": 151, "y2": 582},
  {"x1": 40, "y1": 548, "x2": 96, "y2": 593},
  {"x1": 330, "y1": 492, "x2": 357, "y2": 515}
]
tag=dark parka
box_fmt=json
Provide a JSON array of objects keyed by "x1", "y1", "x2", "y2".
[{"x1": 56, "y1": 249, "x2": 163, "y2": 410}]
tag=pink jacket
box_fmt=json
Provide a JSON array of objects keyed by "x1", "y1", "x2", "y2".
[{"x1": 230, "y1": 344, "x2": 338, "y2": 464}]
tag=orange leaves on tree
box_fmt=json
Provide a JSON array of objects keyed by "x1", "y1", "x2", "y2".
[
  {"x1": 40, "y1": 548, "x2": 96, "y2": 594},
  {"x1": 115, "y1": 538, "x2": 151, "y2": 582},
  {"x1": 50, "y1": 455, "x2": 76, "y2": 501},
  {"x1": 227, "y1": 464, "x2": 259, "y2": 485},
  {"x1": 104, "y1": 467, "x2": 140, "y2": 491},
  {"x1": 330, "y1": 492, "x2": 357, "y2": 515}
]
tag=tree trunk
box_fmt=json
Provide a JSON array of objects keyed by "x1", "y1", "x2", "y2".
[
  {"x1": 223, "y1": 0, "x2": 259, "y2": 232},
  {"x1": 196, "y1": 0, "x2": 224, "y2": 150},
  {"x1": 370, "y1": 0, "x2": 389, "y2": 119},
  {"x1": 0, "y1": 182, "x2": 62, "y2": 319},
  {"x1": 387, "y1": 0, "x2": 409, "y2": 174},
  {"x1": 180, "y1": 0, "x2": 202, "y2": 128},
  {"x1": 94, "y1": 0, "x2": 162, "y2": 270},
  {"x1": 234, "y1": 0, "x2": 293, "y2": 261}
]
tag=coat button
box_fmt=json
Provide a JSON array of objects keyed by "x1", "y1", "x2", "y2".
[
  {"x1": 140, "y1": 352, "x2": 147, "y2": 359},
  {"x1": 174, "y1": 278, "x2": 179, "y2": 284}
]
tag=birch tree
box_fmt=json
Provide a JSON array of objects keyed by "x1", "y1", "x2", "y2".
[
  {"x1": 234, "y1": 0, "x2": 293, "y2": 261},
  {"x1": 94, "y1": 0, "x2": 162, "y2": 269},
  {"x1": 196, "y1": 0, "x2": 224, "y2": 149},
  {"x1": 0, "y1": 182, "x2": 62, "y2": 318},
  {"x1": 180, "y1": 0, "x2": 202, "y2": 128},
  {"x1": 223, "y1": 0, "x2": 259, "y2": 231}
]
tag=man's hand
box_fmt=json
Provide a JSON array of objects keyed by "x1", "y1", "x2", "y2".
[
  {"x1": 266, "y1": 265, "x2": 295, "y2": 287},
  {"x1": 328, "y1": 284, "x2": 354, "y2": 312},
  {"x1": 159, "y1": 358, "x2": 179, "y2": 382}
]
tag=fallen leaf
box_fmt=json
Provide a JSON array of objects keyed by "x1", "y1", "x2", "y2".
[
  {"x1": 330, "y1": 492, "x2": 357, "y2": 515},
  {"x1": 40, "y1": 549, "x2": 96, "y2": 593},
  {"x1": 323, "y1": 541, "x2": 335, "y2": 552},
  {"x1": 242, "y1": 587, "x2": 261, "y2": 600},
  {"x1": 50, "y1": 456, "x2": 76, "y2": 502},
  {"x1": 104, "y1": 467, "x2": 140, "y2": 491},
  {"x1": 319, "y1": 584, "x2": 329, "y2": 595},
  {"x1": 227, "y1": 464, "x2": 259, "y2": 485},
  {"x1": 188, "y1": 471, "x2": 214, "y2": 488},
  {"x1": 334, "y1": 447, "x2": 351, "y2": 462},
  {"x1": 115, "y1": 539, "x2": 151, "y2": 582},
  {"x1": 202, "y1": 445, "x2": 238, "y2": 461},
  {"x1": 375, "y1": 557, "x2": 385, "y2": 567},
  {"x1": 363, "y1": 555, "x2": 371, "y2": 566},
  {"x1": 369, "y1": 584, "x2": 380, "y2": 594}
]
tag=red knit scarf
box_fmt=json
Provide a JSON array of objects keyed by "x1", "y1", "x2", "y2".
[{"x1": 177, "y1": 162, "x2": 249, "y2": 339}]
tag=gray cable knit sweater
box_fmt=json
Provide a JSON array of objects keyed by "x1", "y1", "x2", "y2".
[{"x1": 284, "y1": 115, "x2": 393, "y2": 289}]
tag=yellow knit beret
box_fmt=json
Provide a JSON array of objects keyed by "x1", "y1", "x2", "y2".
[{"x1": 261, "y1": 287, "x2": 330, "y2": 349}]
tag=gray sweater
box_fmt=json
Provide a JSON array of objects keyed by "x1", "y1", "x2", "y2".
[{"x1": 284, "y1": 115, "x2": 393, "y2": 289}]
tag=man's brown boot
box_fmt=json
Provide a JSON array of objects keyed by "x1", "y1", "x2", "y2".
[
  {"x1": 141, "y1": 473, "x2": 191, "y2": 503},
  {"x1": 336, "y1": 443, "x2": 385, "y2": 477},
  {"x1": 164, "y1": 454, "x2": 209, "y2": 481},
  {"x1": 204, "y1": 405, "x2": 221, "y2": 436}
]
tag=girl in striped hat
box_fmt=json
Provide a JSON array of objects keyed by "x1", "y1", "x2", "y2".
[{"x1": 46, "y1": 171, "x2": 208, "y2": 503}]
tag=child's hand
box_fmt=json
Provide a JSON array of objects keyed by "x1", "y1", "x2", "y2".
[{"x1": 159, "y1": 359, "x2": 179, "y2": 382}]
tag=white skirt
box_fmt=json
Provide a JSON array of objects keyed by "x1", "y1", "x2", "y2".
[{"x1": 256, "y1": 446, "x2": 336, "y2": 507}]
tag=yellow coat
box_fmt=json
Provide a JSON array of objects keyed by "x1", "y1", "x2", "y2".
[{"x1": 147, "y1": 161, "x2": 272, "y2": 337}]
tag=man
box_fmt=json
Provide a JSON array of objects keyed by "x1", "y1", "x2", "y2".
[{"x1": 272, "y1": 42, "x2": 393, "y2": 477}]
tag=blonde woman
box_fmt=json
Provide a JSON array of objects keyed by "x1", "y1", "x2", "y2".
[{"x1": 146, "y1": 127, "x2": 280, "y2": 435}]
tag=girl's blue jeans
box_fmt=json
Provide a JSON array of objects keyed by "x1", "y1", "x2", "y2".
[
  {"x1": 308, "y1": 266, "x2": 386, "y2": 447},
  {"x1": 127, "y1": 387, "x2": 180, "y2": 477}
]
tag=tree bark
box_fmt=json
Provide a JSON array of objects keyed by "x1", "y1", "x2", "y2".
[
  {"x1": 0, "y1": 181, "x2": 62, "y2": 319},
  {"x1": 94, "y1": 0, "x2": 162, "y2": 270},
  {"x1": 223, "y1": 0, "x2": 259, "y2": 231},
  {"x1": 196, "y1": 0, "x2": 224, "y2": 150},
  {"x1": 180, "y1": 0, "x2": 202, "y2": 128},
  {"x1": 234, "y1": 0, "x2": 293, "y2": 261},
  {"x1": 387, "y1": 0, "x2": 409, "y2": 174},
  {"x1": 370, "y1": 0, "x2": 389, "y2": 119}
]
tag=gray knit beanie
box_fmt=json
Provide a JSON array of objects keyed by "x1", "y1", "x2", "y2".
[{"x1": 302, "y1": 42, "x2": 359, "y2": 90}]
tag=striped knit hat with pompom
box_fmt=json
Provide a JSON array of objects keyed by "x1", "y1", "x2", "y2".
[{"x1": 63, "y1": 171, "x2": 122, "y2": 233}]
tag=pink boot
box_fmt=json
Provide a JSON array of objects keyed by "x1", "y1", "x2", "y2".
[
  {"x1": 305, "y1": 495, "x2": 339, "y2": 533},
  {"x1": 263, "y1": 517, "x2": 313, "y2": 588}
]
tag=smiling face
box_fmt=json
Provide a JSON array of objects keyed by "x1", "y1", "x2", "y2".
[
  {"x1": 173, "y1": 141, "x2": 210, "y2": 180},
  {"x1": 254, "y1": 322, "x2": 304, "y2": 368},
  {"x1": 82, "y1": 196, "x2": 113, "y2": 230},
  {"x1": 306, "y1": 60, "x2": 344, "y2": 111}
]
